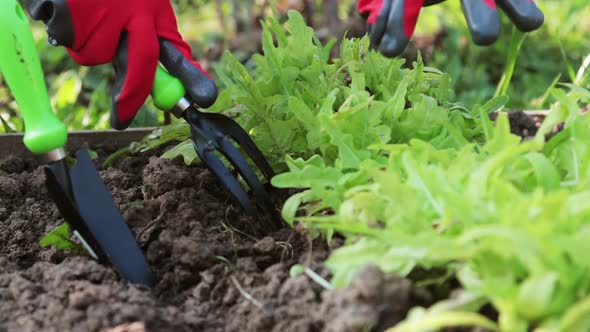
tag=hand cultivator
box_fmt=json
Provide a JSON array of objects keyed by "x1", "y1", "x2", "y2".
[
  {"x1": 0, "y1": 0, "x2": 154, "y2": 287},
  {"x1": 150, "y1": 40, "x2": 282, "y2": 229},
  {"x1": 109, "y1": 35, "x2": 282, "y2": 228}
]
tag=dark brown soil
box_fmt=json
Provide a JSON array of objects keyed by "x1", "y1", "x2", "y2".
[
  {"x1": 0, "y1": 146, "x2": 426, "y2": 332},
  {"x1": 489, "y1": 110, "x2": 541, "y2": 138}
]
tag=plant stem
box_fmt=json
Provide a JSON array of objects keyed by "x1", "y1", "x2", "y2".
[
  {"x1": 103, "y1": 146, "x2": 130, "y2": 169},
  {"x1": 230, "y1": 275, "x2": 265, "y2": 310},
  {"x1": 495, "y1": 28, "x2": 526, "y2": 98},
  {"x1": 304, "y1": 267, "x2": 334, "y2": 290}
]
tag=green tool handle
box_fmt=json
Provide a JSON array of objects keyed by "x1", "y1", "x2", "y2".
[
  {"x1": 151, "y1": 65, "x2": 186, "y2": 111},
  {"x1": 0, "y1": 0, "x2": 67, "y2": 154}
]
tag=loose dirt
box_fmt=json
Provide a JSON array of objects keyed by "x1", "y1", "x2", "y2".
[{"x1": 0, "y1": 145, "x2": 428, "y2": 332}]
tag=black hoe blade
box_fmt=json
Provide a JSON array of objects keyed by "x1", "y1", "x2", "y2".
[{"x1": 46, "y1": 150, "x2": 155, "y2": 287}]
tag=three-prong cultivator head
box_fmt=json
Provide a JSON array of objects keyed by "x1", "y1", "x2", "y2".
[{"x1": 149, "y1": 40, "x2": 283, "y2": 231}]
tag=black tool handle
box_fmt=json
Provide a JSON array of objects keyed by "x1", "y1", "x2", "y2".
[{"x1": 158, "y1": 39, "x2": 218, "y2": 108}]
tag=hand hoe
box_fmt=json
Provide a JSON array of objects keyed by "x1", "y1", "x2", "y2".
[{"x1": 0, "y1": 0, "x2": 155, "y2": 287}]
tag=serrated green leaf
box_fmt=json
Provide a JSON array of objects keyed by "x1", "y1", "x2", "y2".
[
  {"x1": 39, "y1": 223, "x2": 83, "y2": 254},
  {"x1": 161, "y1": 139, "x2": 198, "y2": 165}
]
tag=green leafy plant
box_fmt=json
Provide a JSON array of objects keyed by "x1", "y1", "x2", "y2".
[
  {"x1": 188, "y1": 11, "x2": 590, "y2": 331},
  {"x1": 206, "y1": 10, "x2": 495, "y2": 173},
  {"x1": 39, "y1": 223, "x2": 84, "y2": 254},
  {"x1": 308, "y1": 87, "x2": 590, "y2": 332}
]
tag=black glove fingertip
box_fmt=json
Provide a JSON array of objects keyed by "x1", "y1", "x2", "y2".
[
  {"x1": 368, "y1": 0, "x2": 393, "y2": 53},
  {"x1": 111, "y1": 32, "x2": 134, "y2": 131},
  {"x1": 471, "y1": 23, "x2": 501, "y2": 46},
  {"x1": 26, "y1": 0, "x2": 74, "y2": 47},
  {"x1": 158, "y1": 39, "x2": 218, "y2": 108},
  {"x1": 498, "y1": 0, "x2": 544, "y2": 32},
  {"x1": 424, "y1": 0, "x2": 447, "y2": 6},
  {"x1": 376, "y1": 0, "x2": 413, "y2": 57},
  {"x1": 461, "y1": 0, "x2": 501, "y2": 46},
  {"x1": 379, "y1": 35, "x2": 411, "y2": 57}
]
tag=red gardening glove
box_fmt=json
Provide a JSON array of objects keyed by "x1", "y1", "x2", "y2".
[
  {"x1": 26, "y1": 0, "x2": 218, "y2": 130},
  {"x1": 358, "y1": 0, "x2": 544, "y2": 58}
]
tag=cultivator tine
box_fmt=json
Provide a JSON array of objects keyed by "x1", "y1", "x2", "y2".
[
  {"x1": 200, "y1": 112, "x2": 275, "y2": 181},
  {"x1": 186, "y1": 110, "x2": 281, "y2": 229},
  {"x1": 190, "y1": 124, "x2": 257, "y2": 215},
  {"x1": 213, "y1": 128, "x2": 281, "y2": 228}
]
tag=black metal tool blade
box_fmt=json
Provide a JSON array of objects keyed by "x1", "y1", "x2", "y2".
[
  {"x1": 186, "y1": 109, "x2": 282, "y2": 230},
  {"x1": 45, "y1": 159, "x2": 109, "y2": 263},
  {"x1": 45, "y1": 150, "x2": 155, "y2": 287},
  {"x1": 193, "y1": 111, "x2": 276, "y2": 180},
  {"x1": 191, "y1": 131, "x2": 257, "y2": 214}
]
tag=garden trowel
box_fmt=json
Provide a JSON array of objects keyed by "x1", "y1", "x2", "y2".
[{"x1": 0, "y1": 0, "x2": 154, "y2": 287}]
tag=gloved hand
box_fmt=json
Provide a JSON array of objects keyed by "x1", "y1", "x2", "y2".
[
  {"x1": 357, "y1": 0, "x2": 544, "y2": 57},
  {"x1": 26, "y1": 0, "x2": 218, "y2": 130}
]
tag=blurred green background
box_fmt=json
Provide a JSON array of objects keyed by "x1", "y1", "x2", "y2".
[{"x1": 0, "y1": 0, "x2": 588, "y2": 133}]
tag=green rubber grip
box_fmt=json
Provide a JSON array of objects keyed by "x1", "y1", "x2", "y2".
[
  {"x1": 151, "y1": 65, "x2": 186, "y2": 111},
  {"x1": 0, "y1": 0, "x2": 67, "y2": 154}
]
